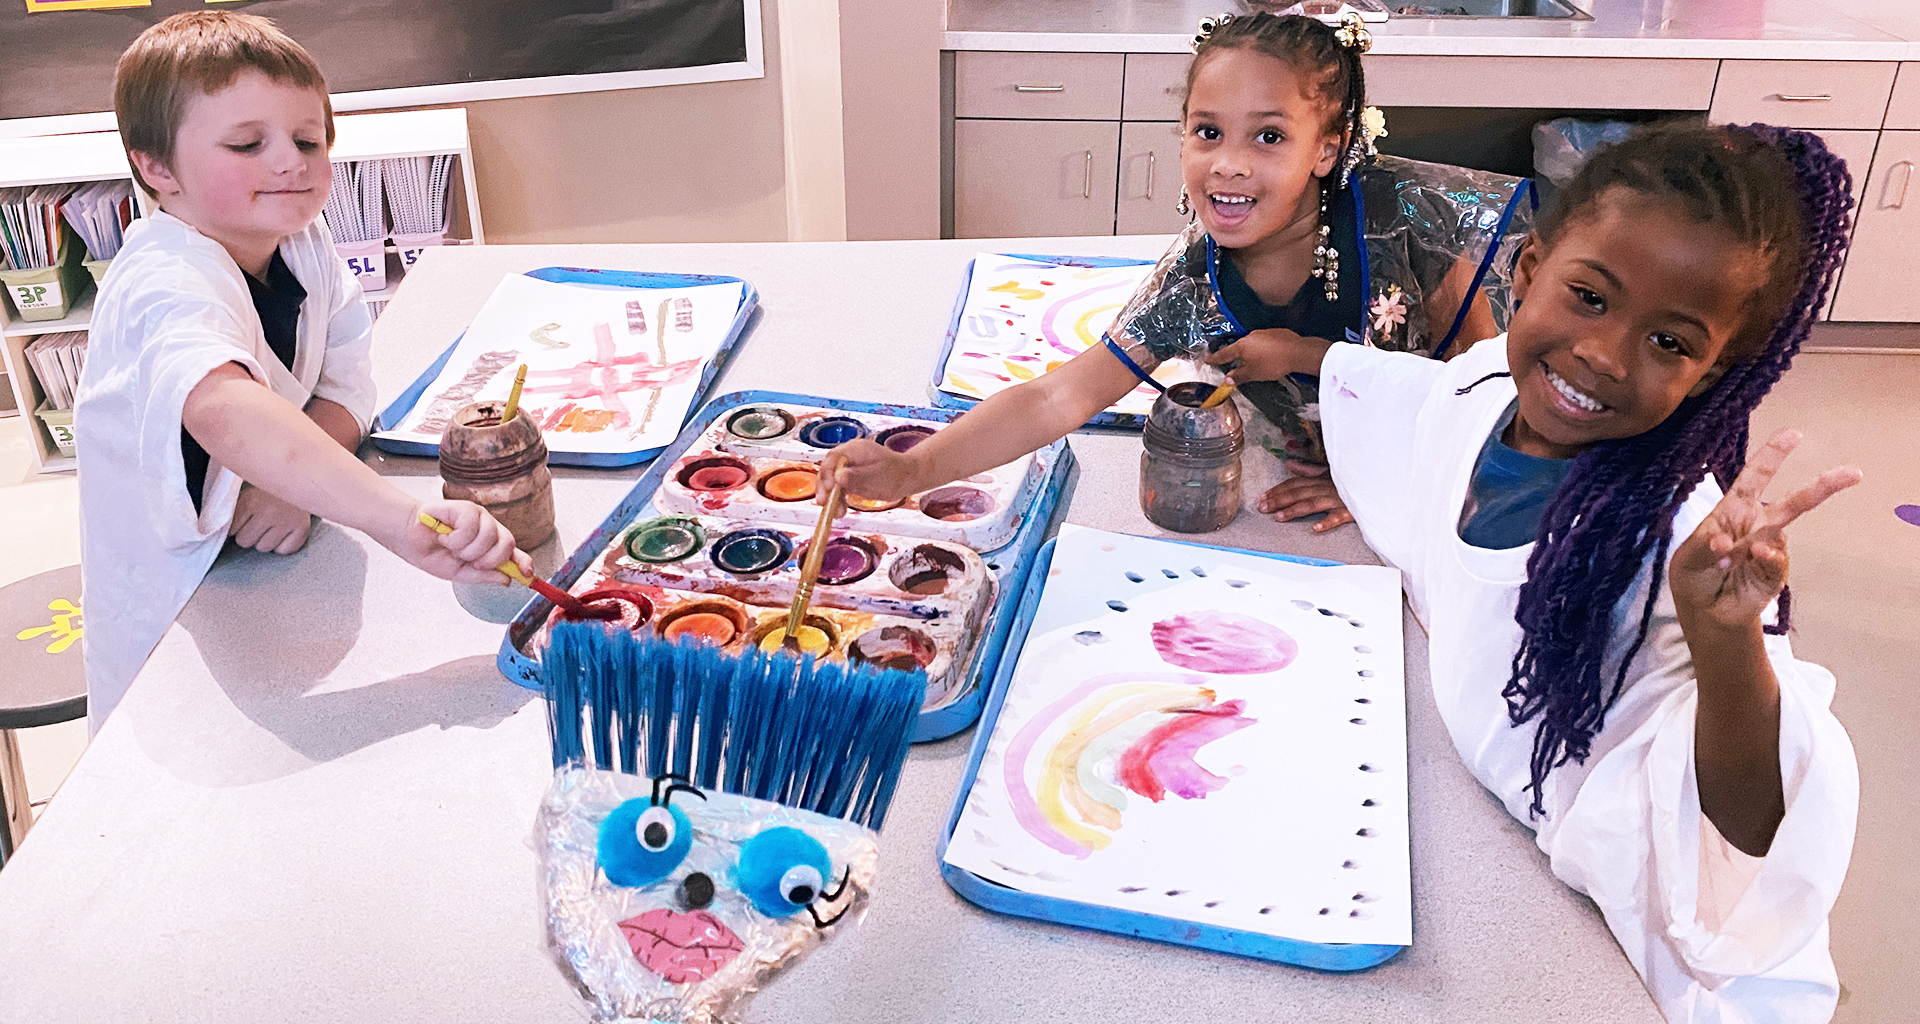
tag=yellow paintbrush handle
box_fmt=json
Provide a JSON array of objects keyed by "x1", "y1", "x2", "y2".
[
  {"x1": 417, "y1": 511, "x2": 529, "y2": 583},
  {"x1": 1200, "y1": 381, "x2": 1237, "y2": 409},
  {"x1": 501, "y1": 364, "x2": 528, "y2": 423}
]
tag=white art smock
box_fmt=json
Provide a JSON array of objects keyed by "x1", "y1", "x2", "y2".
[
  {"x1": 1319, "y1": 336, "x2": 1858, "y2": 1023},
  {"x1": 75, "y1": 211, "x2": 377, "y2": 733}
]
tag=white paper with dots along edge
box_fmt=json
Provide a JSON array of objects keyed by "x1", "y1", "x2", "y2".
[{"x1": 943, "y1": 525, "x2": 1410, "y2": 947}]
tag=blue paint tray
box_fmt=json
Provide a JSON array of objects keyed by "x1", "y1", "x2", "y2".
[
  {"x1": 938, "y1": 532, "x2": 1410, "y2": 971},
  {"x1": 371, "y1": 266, "x2": 760, "y2": 467},
  {"x1": 929, "y1": 253, "x2": 1159, "y2": 432},
  {"x1": 496, "y1": 390, "x2": 1074, "y2": 742}
]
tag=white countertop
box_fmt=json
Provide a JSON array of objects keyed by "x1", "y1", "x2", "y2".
[
  {"x1": 0, "y1": 238, "x2": 1663, "y2": 1024},
  {"x1": 944, "y1": 0, "x2": 1920, "y2": 59}
]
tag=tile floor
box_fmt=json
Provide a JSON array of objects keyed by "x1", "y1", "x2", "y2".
[{"x1": 0, "y1": 325, "x2": 1915, "y2": 1021}]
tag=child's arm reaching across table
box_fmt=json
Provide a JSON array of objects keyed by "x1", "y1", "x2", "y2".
[
  {"x1": 1670, "y1": 428, "x2": 1862, "y2": 856},
  {"x1": 822, "y1": 339, "x2": 1149, "y2": 502},
  {"x1": 183, "y1": 362, "x2": 531, "y2": 582}
]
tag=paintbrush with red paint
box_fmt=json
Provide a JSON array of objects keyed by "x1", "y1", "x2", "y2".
[{"x1": 416, "y1": 512, "x2": 615, "y2": 619}]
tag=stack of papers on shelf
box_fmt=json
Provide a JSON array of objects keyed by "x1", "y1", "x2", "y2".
[
  {"x1": 381, "y1": 155, "x2": 454, "y2": 235},
  {"x1": 0, "y1": 184, "x2": 78, "y2": 270},
  {"x1": 25, "y1": 331, "x2": 87, "y2": 410},
  {"x1": 322, "y1": 160, "x2": 386, "y2": 243},
  {"x1": 59, "y1": 180, "x2": 138, "y2": 261}
]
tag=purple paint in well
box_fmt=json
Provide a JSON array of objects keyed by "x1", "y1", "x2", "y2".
[
  {"x1": 877, "y1": 425, "x2": 936, "y2": 452},
  {"x1": 813, "y1": 538, "x2": 877, "y2": 585},
  {"x1": 1150, "y1": 611, "x2": 1298, "y2": 674},
  {"x1": 1898, "y1": 504, "x2": 1920, "y2": 527}
]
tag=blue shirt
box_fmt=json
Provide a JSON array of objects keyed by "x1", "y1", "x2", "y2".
[{"x1": 1458, "y1": 400, "x2": 1571, "y2": 549}]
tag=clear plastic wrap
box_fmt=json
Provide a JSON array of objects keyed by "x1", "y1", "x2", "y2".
[
  {"x1": 539, "y1": 766, "x2": 880, "y2": 1024},
  {"x1": 1105, "y1": 154, "x2": 1533, "y2": 463}
]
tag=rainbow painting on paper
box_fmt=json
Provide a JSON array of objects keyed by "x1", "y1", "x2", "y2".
[
  {"x1": 942, "y1": 526, "x2": 1412, "y2": 947},
  {"x1": 938, "y1": 255, "x2": 1193, "y2": 417}
]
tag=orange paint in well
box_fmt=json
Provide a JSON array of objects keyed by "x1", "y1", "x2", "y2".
[
  {"x1": 661, "y1": 612, "x2": 739, "y2": 645},
  {"x1": 760, "y1": 468, "x2": 819, "y2": 502}
]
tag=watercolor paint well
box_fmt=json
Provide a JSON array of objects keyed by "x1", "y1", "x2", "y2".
[
  {"x1": 848, "y1": 625, "x2": 936, "y2": 672},
  {"x1": 566, "y1": 586, "x2": 654, "y2": 631},
  {"x1": 756, "y1": 466, "x2": 820, "y2": 502},
  {"x1": 888, "y1": 544, "x2": 968, "y2": 595},
  {"x1": 876, "y1": 425, "x2": 936, "y2": 452},
  {"x1": 710, "y1": 528, "x2": 795, "y2": 575},
  {"x1": 750, "y1": 613, "x2": 839, "y2": 652},
  {"x1": 657, "y1": 601, "x2": 751, "y2": 645},
  {"x1": 798, "y1": 417, "x2": 868, "y2": 448},
  {"x1": 919, "y1": 486, "x2": 996, "y2": 522},
  {"x1": 794, "y1": 536, "x2": 878, "y2": 586},
  {"x1": 845, "y1": 494, "x2": 903, "y2": 513},
  {"x1": 678, "y1": 455, "x2": 754, "y2": 492},
  {"x1": 725, "y1": 406, "x2": 796, "y2": 440},
  {"x1": 625, "y1": 517, "x2": 706, "y2": 563}
]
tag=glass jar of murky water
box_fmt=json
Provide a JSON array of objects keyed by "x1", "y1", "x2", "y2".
[{"x1": 1139, "y1": 381, "x2": 1243, "y2": 533}]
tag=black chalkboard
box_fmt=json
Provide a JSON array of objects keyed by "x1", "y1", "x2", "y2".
[{"x1": 0, "y1": 0, "x2": 753, "y2": 123}]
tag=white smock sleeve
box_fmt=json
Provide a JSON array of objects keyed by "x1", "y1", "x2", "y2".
[
  {"x1": 1316, "y1": 340, "x2": 1449, "y2": 574},
  {"x1": 1543, "y1": 491, "x2": 1859, "y2": 1024},
  {"x1": 296, "y1": 216, "x2": 377, "y2": 431}
]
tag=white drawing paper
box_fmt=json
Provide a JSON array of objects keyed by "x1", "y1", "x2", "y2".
[
  {"x1": 942, "y1": 525, "x2": 1411, "y2": 947},
  {"x1": 374, "y1": 273, "x2": 743, "y2": 456},
  {"x1": 939, "y1": 255, "x2": 1199, "y2": 417}
]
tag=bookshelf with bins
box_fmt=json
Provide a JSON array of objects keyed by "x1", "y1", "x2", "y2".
[{"x1": 0, "y1": 106, "x2": 483, "y2": 474}]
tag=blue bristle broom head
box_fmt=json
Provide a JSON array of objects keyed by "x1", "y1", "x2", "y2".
[{"x1": 541, "y1": 623, "x2": 924, "y2": 831}]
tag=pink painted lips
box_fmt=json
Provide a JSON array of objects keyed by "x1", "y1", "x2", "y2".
[{"x1": 618, "y1": 908, "x2": 744, "y2": 983}]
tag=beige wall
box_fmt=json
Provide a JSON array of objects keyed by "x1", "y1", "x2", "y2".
[
  {"x1": 456, "y1": 2, "x2": 790, "y2": 245},
  {"x1": 838, "y1": 0, "x2": 943, "y2": 240},
  {"x1": 426, "y1": 0, "x2": 944, "y2": 245}
]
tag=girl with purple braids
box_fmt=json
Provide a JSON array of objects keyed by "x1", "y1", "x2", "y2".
[{"x1": 1256, "y1": 121, "x2": 1862, "y2": 1021}]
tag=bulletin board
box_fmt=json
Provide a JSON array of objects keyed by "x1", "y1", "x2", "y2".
[{"x1": 0, "y1": 0, "x2": 762, "y2": 132}]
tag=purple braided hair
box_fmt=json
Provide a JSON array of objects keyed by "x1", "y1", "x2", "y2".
[{"x1": 1502, "y1": 123, "x2": 1855, "y2": 818}]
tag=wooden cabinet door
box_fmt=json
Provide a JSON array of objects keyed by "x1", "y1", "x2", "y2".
[
  {"x1": 954, "y1": 119, "x2": 1120, "y2": 238},
  {"x1": 1831, "y1": 131, "x2": 1920, "y2": 323},
  {"x1": 1116, "y1": 121, "x2": 1190, "y2": 236}
]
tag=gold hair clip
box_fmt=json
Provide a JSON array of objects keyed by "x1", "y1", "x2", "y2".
[
  {"x1": 1191, "y1": 13, "x2": 1234, "y2": 53},
  {"x1": 1334, "y1": 11, "x2": 1372, "y2": 53}
]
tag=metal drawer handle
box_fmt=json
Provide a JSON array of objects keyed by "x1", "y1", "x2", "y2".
[
  {"x1": 1883, "y1": 161, "x2": 1914, "y2": 211},
  {"x1": 1772, "y1": 93, "x2": 1834, "y2": 102},
  {"x1": 1146, "y1": 151, "x2": 1156, "y2": 201},
  {"x1": 1015, "y1": 84, "x2": 1066, "y2": 93},
  {"x1": 1083, "y1": 151, "x2": 1093, "y2": 199}
]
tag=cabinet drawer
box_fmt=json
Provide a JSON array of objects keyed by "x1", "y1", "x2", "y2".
[
  {"x1": 1709, "y1": 61, "x2": 1898, "y2": 130},
  {"x1": 1830, "y1": 131, "x2": 1920, "y2": 322},
  {"x1": 953, "y1": 120, "x2": 1120, "y2": 238},
  {"x1": 1887, "y1": 63, "x2": 1920, "y2": 130},
  {"x1": 954, "y1": 52, "x2": 1124, "y2": 120},
  {"x1": 1123, "y1": 53, "x2": 1190, "y2": 122},
  {"x1": 1367, "y1": 56, "x2": 1717, "y2": 109}
]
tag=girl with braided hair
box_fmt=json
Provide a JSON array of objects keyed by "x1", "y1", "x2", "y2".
[
  {"x1": 1263, "y1": 121, "x2": 1861, "y2": 1021},
  {"x1": 824, "y1": 12, "x2": 1528, "y2": 521}
]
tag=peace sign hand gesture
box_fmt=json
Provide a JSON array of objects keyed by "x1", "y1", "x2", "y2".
[{"x1": 1670, "y1": 428, "x2": 1862, "y2": 635}]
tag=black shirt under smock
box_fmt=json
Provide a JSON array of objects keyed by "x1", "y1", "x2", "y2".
[
  {"x1": 1211, "y1": 182, "x2": 1363, "y2": 462},
  {"x1": 182, "y1": 250, "x2": 305, "y2": 514}
]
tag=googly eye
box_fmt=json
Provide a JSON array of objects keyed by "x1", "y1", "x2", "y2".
[
  {"x1": 636, "y1": 806, "x2": 677, "y2": 852},
  {"x1": 780, "y1": 864, "x2": 824, "y2": 906},
  {"x1": 596, "y1": 798, "x2": 692, "y2": 888},
  {"x1": 735, "y1": 826, "x2": 833, "y2": 918}
]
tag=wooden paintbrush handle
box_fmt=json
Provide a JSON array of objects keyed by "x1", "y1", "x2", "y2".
[{"x1": 785, "y1": 482, "x2": 846, "y2": 638}]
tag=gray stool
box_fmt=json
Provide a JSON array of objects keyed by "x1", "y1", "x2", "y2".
[{"x1": 0, "y1": 565, "x2": 87, "y2": 866}]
